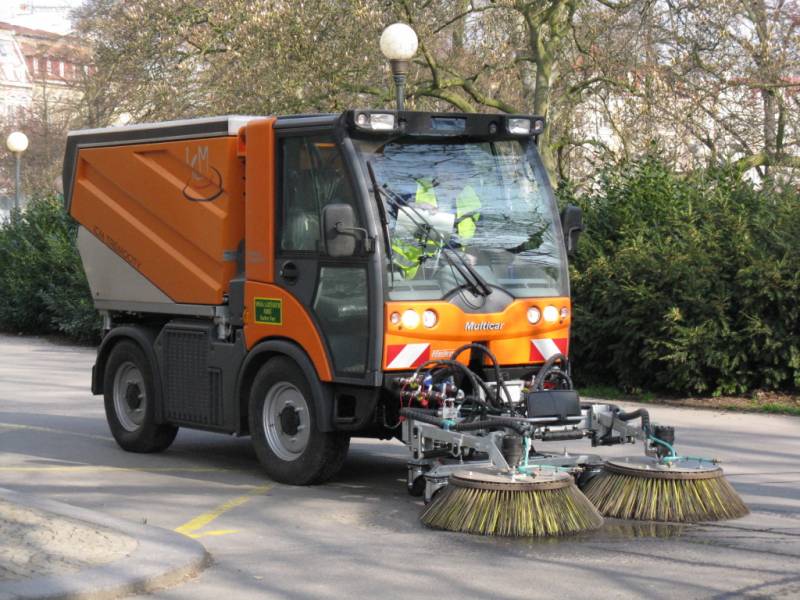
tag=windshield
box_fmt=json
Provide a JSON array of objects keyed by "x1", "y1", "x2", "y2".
[{"x1": 355, "y1": 138, "x2": 568, "y2": 301}]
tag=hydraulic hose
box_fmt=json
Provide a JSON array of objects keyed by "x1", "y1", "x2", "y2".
[
  {"x1": 412, "y1": 358, "x2": 502, "y2": 412},
  {"x1": 453, "y1": 417, "x2": 529, "y2": 436},
  {"x1": 400, "y1": 407, "x2": 448, "y2": 427},
  {"x1": 399, "y1": 408, "x2": 529, "y2": 436},
  {"x1": 614, "y1": 407, "x2": 651, "y2": 433},
  {"x1": 449, "y1": 343, "x2": 514, "y2": 408},
  {"x1": 532, "y1": 353, "x2": 573, "y2": 391}
]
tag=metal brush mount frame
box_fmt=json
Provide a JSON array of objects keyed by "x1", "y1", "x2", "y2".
[
  {"x1": 397, "y1": 348, "x2": 674, "y2": 502},
  {"x1": 403, "y1": 402, "x2": 669, "y2": 503}
]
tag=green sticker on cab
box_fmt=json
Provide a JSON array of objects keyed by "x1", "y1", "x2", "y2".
[{"x1": 254, "y1": 297, "x2": 283, "y2": 325}]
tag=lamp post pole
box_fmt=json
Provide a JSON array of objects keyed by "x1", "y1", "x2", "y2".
[
  {"x1": 390, "y1": 60, "x2": 410, "y2": 111},
  {"x1": 380, "y1": 24, "x2": 418, "y2": 112},
  {"x1": 14, "y1": 151, "x2": 21, "y2": 211},
  {"x1": 6, "y1": 131, "x2": 28, "y2": 213}
]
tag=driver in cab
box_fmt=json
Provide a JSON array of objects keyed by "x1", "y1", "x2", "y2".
[{"x1": 392, "y1": 159, "x2": 482, "y2": 278}]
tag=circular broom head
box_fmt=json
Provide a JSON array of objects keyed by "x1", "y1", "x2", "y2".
[
  {"x1": 420, "y1": 469, "x2": 604, "y2": 537},
  {"x1": 583, "y1": 457, "x2": 749, "y2": 523}
]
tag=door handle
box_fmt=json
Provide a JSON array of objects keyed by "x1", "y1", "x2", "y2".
[{"x1": 280, "y1": 261, "x2": 299, "y2": 284}]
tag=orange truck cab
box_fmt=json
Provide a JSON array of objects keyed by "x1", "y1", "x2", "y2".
[{"x1": 63, "y1": 111, "x2": 584, "y2": 485}]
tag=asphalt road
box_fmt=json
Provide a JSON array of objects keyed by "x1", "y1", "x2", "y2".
[{"x1": 1, "y1": 334, "x2": 799, "y2": 599}]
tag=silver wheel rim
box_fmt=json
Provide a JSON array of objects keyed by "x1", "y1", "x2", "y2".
[
  {"x1": 262, "y1": 381, "x2": 310, "y2": 462},
  {"x1": 113, "y1": 361, "x2": 146, "y2": 432}
]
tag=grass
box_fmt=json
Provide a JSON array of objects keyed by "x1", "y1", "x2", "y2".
[
  {"x1": 578, "y1": 386, "x2": 800, "y2": 417},
  {"x1": 578, "y1": 385, "x2": 655, "y2": 403},
  {"x1": 758, "y1": 402, "x2": 800, "y2": 417}
]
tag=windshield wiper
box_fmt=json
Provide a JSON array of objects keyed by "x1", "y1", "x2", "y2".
[
  {"x1": 366, "y1": 164, "x2": 492, "y2": 297},
  {"x1": 441, "y1": 248, "x2": 493, "y2": 298}
]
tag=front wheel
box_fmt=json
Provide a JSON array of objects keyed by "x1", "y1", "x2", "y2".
[
  {"x1": 104, "y1": 340, "x2": 178, "y2": 453},
  {"x1": 248, "y1": 357, "x2": 349, "y2": 485}
]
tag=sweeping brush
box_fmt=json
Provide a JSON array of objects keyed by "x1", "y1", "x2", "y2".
[
  {"x1": 582, "y1": 457, "x2": 749, "y2": 523},
  {"x1": 420, "y1": 468, "x2": 604, "y2": 537}
]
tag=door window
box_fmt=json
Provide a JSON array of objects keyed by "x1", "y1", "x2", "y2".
[
  {"x1": 279, "y1": 135, "x2": 360, "y2": 253},
  {"x1": 313, "y1": 266, "x2": 369, "y2": 375}
]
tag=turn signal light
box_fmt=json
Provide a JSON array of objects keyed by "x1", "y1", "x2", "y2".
[{"x1": 423, "y1": 310, "x2": 438, "y2": 328}]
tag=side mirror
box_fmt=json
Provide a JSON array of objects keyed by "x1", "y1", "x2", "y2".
[
  {"x1": 560, "y1": 204, "x2": 583, "y2": 256},
  {"x1": 322, "y1": 203, "x2": 372, "y2": 258}
]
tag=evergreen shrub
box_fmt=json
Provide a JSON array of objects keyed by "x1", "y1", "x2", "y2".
[{"x1": 567, "y1": 157, "x2": 799, "y2": 395}]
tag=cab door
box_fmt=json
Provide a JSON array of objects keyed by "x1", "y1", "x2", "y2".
[{"x1": 273, "y1": 131, "x2": 371, "y2": 382}]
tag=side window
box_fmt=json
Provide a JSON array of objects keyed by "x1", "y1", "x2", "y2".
[
  {"x1": 279, "y1": 135, "x2": 359, "y2": 253},
  {"x1": 313, "y1": 266, "x2": 368, "y2": 375}
]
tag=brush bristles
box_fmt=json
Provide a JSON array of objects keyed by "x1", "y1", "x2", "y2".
[
  {"x1": 583, "y1": 471, "x2": 749, "y2": 522},
  {"x1": 420, "y1": 482, "x2": 604, "y2": 537}
]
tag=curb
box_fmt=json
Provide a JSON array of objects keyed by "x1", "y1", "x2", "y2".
[{"x1": 0, "y1": 487, "x2": 210, "y2": 600}]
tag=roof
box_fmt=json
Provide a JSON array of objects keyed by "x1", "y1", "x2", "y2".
[
  {"x1": 0, "y1": 21, "x2": 66, "y2": 40},
  {"x1": 0, "y1": 21, "x2": 89, "y2": 61}
]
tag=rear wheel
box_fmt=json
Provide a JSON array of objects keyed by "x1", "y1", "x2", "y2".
[
  {"x1": 104, "y1": 340, "x2": 178, "y2": 453},
  {"x1": 249, "y1": 357, "x2": 349, "y2": 485}
]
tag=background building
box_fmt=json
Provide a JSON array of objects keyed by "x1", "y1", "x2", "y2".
[{"x1": 0, "y1": 14, "x2": 90, "y2": 217}]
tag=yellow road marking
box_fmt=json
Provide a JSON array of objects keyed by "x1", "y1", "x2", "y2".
[
  {"x1": 175, "y1": 483, "x2": 272, "y2": 538},
  {"x1": 0, "y1": 422, "x2": 114, "y2": 442},
  {"x1": 2, "y1": 419, "x2": 273, "y2": 540},
  {"x1": 187, "y1": 529, "x2": 240, "y2": 539}
]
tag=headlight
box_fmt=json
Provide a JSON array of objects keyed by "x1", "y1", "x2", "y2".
[
  {"x1": 422, "y1": 310, "x2": 438, "y2": 328},
  {"x1": 390, "y1": 312, "x2": 401, "y2": 325},
  {"x1": 355, "y1": 112, "x2": 396, "y2": 131},
  {"x1": 507, "y1": 117, "x2": 532, "y2": 135},
  {"x1": 560, "y1": 307, "x2": 569, "y2": 320},
  {"x1": 527, "y1": 307, "x2": 541, "y2": 324},
  {"x1": 543, "y1": 305, "x2": 559, "y2": 323},
  {"x1": 401, "y1": 309, "x2": 420, "y2": 329}
]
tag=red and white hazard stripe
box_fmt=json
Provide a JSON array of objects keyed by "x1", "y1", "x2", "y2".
[
  {"x1": 386, "y1": 343, "x2": 431, "y2": 369},
  {"x1": 530, "y1": 338, "x2": 569, "y2": 362}
]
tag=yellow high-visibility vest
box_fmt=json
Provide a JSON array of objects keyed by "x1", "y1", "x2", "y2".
[{"x1": 414, "y1": 180, "x2": 481, "y2": 241}]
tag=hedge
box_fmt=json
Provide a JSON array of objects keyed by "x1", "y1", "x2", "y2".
[
  {"x1": 566, "y1": 156, "x2": 800, "y2": 395},
  {"x1": 0, "y1": 197, "x2": 100, "y2": 344}
]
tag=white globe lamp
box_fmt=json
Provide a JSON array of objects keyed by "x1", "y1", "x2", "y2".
[
  {"x1": 380, "y1": 23, "x2": 418, "y2": 110},
  {"x1": 6, "y1": 131, "x2": 28, "y2": 153}
]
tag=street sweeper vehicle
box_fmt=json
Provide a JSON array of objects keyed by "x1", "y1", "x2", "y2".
[{"x1": 63, "y1": 110, "x2": 748, "y2": 537}]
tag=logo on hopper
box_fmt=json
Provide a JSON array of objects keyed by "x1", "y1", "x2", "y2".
[
  {"x1": 464, "y1": 321, "x2": 503, "y2": 331},
  {"x1": 183, "y1": 144, "x2": 224, "y2": 202}
]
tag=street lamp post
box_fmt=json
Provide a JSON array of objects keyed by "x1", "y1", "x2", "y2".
[
  {"x1": 379, "y1": 23, "x2": 418, "y2": 111},
  {"x1": 6, "y1": 131, "x2": 29, "y2": 212}
]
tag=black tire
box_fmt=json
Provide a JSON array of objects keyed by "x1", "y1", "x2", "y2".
[
  {"x1": 248, "y1": 357, "x2": 349, "y2": 485},
  {"x1": 409, "y1": 476, "x2": 426, "y2": 497},
  {"x1": 103, "y1": 340, "x2": 178, "y2": 453}
]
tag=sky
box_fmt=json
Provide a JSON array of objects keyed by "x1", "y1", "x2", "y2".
[{"x1": 0, "y1": 1, "x2": 86, "y2": 35}]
